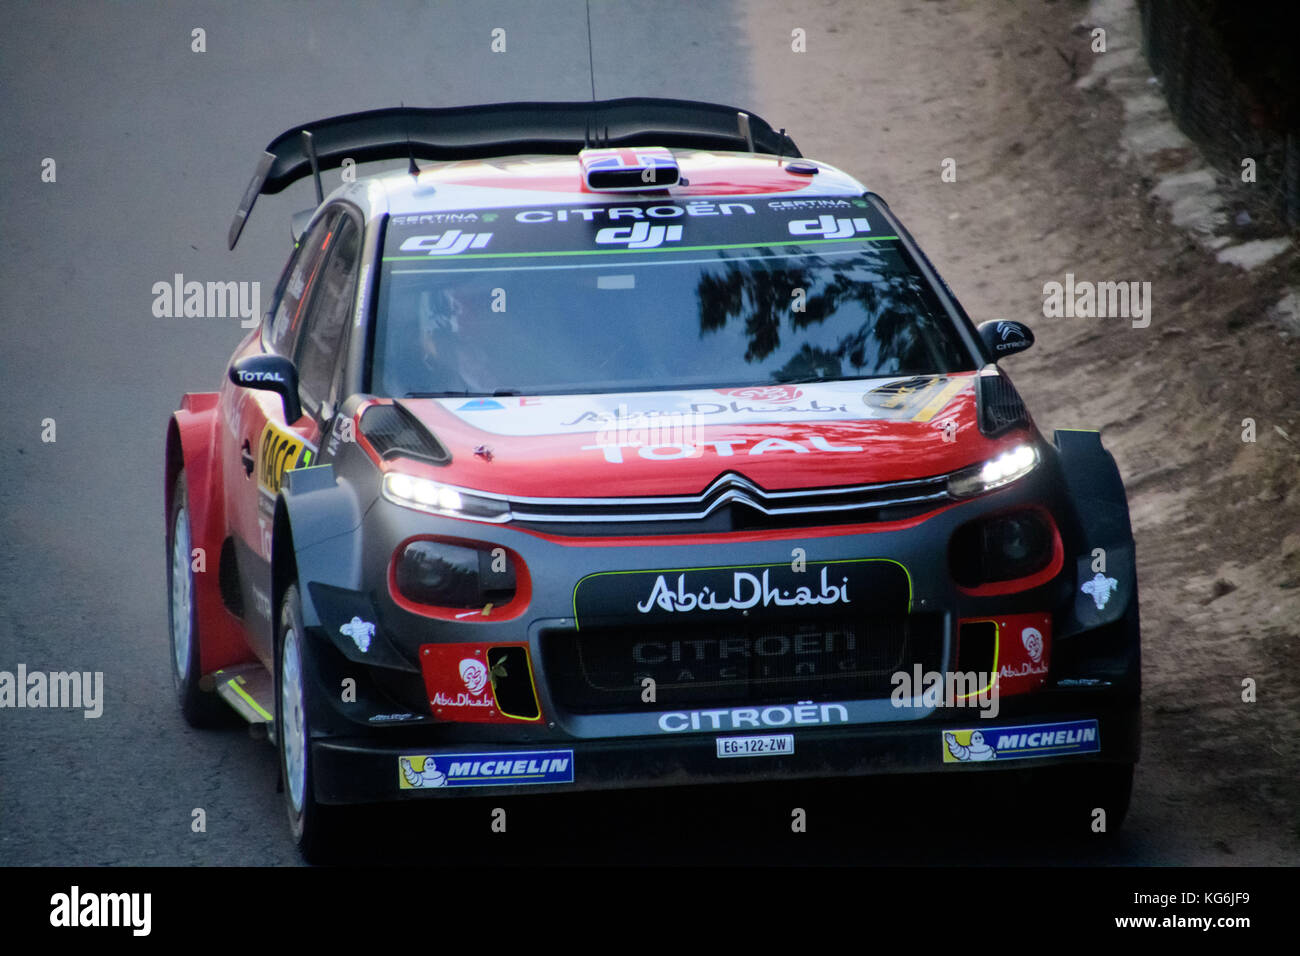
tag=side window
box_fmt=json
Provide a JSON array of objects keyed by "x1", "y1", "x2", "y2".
[
  {"x1": 263, "y1": 211, "x2": 340, "y2": 357},
  {"x1": 295, "y1": 217, "x2": 362, "y2": 415}
]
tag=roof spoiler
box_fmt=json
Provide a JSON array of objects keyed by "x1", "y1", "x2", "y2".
[{"x1": 227, "y1": 98, "x2": 799, "y2": 249}]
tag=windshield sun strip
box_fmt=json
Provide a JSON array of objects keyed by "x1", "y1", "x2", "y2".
[
  {"x1": 388, "y1": 245, "x2": 877, "y2": 275},
  {"x1": 380, "y1": 234, "x2": 901, "y2": 262}
]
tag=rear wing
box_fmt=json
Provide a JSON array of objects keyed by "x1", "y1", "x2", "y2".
[{"x1": 227, "y1": 98, "x2": 799, "y2": 249}]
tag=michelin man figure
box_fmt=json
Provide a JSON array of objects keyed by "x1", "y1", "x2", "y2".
[
  {"x1": 400, "y1": 755, "x2": 447, "y2": 788},
  {"x1": 945, "y1": 730, "x2": 996, "y2": 762}
]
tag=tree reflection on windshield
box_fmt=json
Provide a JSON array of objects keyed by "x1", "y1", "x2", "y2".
[{"x1": 695, "y1": 247, "x2": 962, "y2": 380}]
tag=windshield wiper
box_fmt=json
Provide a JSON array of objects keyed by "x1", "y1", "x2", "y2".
[
  {"x1": 404, "y1": 388, "x2": 523, "y2": 399},
  {"x1": 404, "y1": 390, "x2": 488, "y2": 398},
  {"x1": 773, "y1": 375, "x2": 852, "y2": 385}
]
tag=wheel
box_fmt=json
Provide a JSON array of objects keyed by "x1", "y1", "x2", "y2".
[
  {"x1": 167, "y1": 470, "x2": 231, "y2": 727},
  {"x1": 277, "y1": 582, "x2": 343, "y2": 862}
]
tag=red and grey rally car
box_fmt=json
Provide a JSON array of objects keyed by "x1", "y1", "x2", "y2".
[{"x1": 166, "y1": 99, "x2": 1140, "y2": 860}]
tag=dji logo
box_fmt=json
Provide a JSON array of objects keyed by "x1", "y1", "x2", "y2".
[
  {"x1": 594, "y1": 222, "x2": 684, "y2": 249},
  {"x1": 787, "y1": 215, "x2": 872, "y2": 239},
  {"x1": 399, "y1": 231, "x2": 493, "y2": 255}
]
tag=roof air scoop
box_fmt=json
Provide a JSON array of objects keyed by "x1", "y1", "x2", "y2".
[{"x1": 579, "y1": 146, "x2": 679, "y2": 191}]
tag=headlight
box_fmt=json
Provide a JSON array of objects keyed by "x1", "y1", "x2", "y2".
[
  {"x1": 947, "y1": 443, "x2": 1039, "y2": 499},
  {"x1": 393, "y1": 539, "x2": 517, "y2": 609},
  {"x1": 949, "y1": 509, "x2": 1055, "y2": 587},
  {"x1": 383, "y1": 472, "x2": 511, "y2": 522}
]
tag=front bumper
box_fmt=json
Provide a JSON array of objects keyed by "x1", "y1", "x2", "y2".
[
  {"x1": 295, "y1": 429, "x2": 1141, "y2": 806},
  {"x1": 311, "y1": 688, "x2": 1139, "y2": 804}
]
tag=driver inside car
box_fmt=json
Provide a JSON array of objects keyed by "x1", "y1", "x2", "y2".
[{"x1": 391, "y1": 283, "x2": 493, "y2": 395}]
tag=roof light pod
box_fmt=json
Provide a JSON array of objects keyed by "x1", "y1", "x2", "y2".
[{"x1": 579, "y1": 146, "x2": 679, "y2": 191}]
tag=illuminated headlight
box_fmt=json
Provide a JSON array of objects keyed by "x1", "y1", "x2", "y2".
[
  {"x1": 382, "y1": 472, "x2": 511, "y2": 522},
  {"x1": 947, "y1": 444, "x2": 1039, "y2": 498}
]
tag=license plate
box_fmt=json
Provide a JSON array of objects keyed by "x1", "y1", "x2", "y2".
[{"x1": 716, "y1": 734, "x2": 794, "y2": 758}]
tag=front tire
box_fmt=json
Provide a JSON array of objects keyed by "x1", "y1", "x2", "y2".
[
  {"x1": 167, "y1": 470, "x2": 230, "y2": 727},
  {"x1": 277, "y1": 582, "x2": 342, "y2": 862}
]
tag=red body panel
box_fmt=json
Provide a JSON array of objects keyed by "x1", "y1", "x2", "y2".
[
  {"x1": 418, "y1": 642, "x2": 543, "y2": 724},
  {"x1": 217, "y1": 329, "x2": 322, "y2": 667},
  {"x1": 168, "y1": 393, "x2": 255, "y2": 674},
  {"x1": 958, "y1": 611, "x2": 1053, "y2": 697},
  {"x1": 392, "y1": 385, "x2": 1023, "y2": 498}
]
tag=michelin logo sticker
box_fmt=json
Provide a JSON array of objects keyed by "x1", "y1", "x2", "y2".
[
  {"x1": 942, "y1": 719, "x2": 1100, "y2": 763},
  {"x1": 400, "y1": 756, "x2": 447, "y2": 788},
  {"x1": 339, "y1": 617, "x2": 374, "y2": 653},
  {"x1": 398, "y1": 750, "x2": 574, "y2": 789},
  {"x1": 1081, "y1": 572, "x2": 1119, "y2": 610},
  {"x1": 943, "y1": 729, "x2": 996, "y2": 761}
]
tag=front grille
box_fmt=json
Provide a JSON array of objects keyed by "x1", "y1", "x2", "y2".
[
  {"x1": 510, "y1": 470, "x2": 952, "y2": 535},
  {"x1": 542, "y1": 613, "x2": 945, "y2": 714}
]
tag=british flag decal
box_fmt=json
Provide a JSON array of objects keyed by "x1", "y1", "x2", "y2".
[{"x1": 579, "y1": 146, "x2": 680, "y2": 190}]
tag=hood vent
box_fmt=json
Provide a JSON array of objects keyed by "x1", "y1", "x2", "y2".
[
  {"x1": 360, "y1": 402, "x2": 449, "y2": 464},
  {"x1": 976, "y1": 372, "x2": 1030, "y2": 437}
]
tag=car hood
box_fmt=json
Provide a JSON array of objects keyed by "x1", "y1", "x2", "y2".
[{"x1": 395, "y1": 374, "x2": 1021, "y2": 498}]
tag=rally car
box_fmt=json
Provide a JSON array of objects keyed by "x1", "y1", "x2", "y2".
[{"x1": 166, "y1": 98, "x2": 1140, "y2": 860}]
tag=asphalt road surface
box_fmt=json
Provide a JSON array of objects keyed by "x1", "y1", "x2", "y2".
[{"x1": 1, "y1": 0, "x2": 1296, "y2": 866}]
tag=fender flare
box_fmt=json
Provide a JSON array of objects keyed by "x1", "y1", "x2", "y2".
[
  {"x1": 1053, "y1": 429, "x2": 1137, "y2": 636},
  {"x1": 272, "y1": 464, "x2": 366, "y2": 631},
  {"x1": 165, "y1": 393, "x2": 251, "y2": 673}
]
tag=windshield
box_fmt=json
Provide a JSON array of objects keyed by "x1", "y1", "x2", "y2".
[{"x1": 372, "y1": 196, "x2": 975, "y2": 397}]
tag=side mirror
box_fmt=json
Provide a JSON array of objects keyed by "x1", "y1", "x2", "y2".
[
  {"x1": 229, "y1": 354, "x2": 302, "y2": 424},
  {"x1": 978, "y1": 320, "x2": 1035, "y2": 359}
]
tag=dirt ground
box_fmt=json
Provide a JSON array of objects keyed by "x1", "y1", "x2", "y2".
[{"x1": 747, "y1": 0, "x2": 1299, "y2": 862}]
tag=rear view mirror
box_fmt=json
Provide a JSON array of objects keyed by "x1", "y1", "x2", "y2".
[
  {"x1": 978, "y1": 320, "x2": 1035, "y2": 358},
  {"x1": 229, "y1": 354, "x2": 302, "y2": 424}
]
